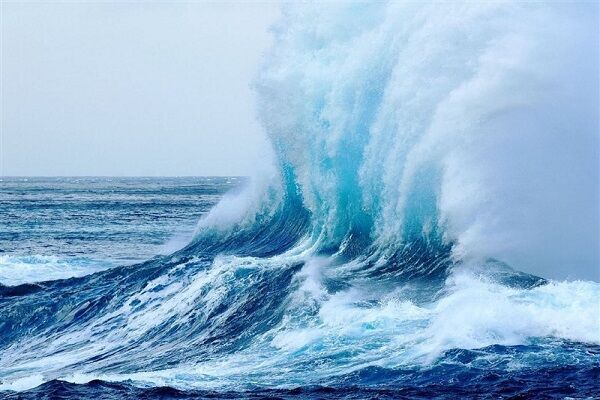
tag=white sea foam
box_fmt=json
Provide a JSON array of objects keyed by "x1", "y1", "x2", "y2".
[
  {"x1": 419, "y1": 270, "x2": 600, "y2": 360},
  {"x1": 0, "y1": 255, "x2": 111, "y2": 286},
  {"x1": 0, "y1": 374, "x2": 45, "y2": 392}
]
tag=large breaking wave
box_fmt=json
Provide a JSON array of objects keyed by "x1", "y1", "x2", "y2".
[{"x1": 1, "y1": 1, "x2": 598, "y2": 395}]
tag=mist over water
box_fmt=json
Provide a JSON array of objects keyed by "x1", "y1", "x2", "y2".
[{"x1": 0, "y1": 2, "x2": 598, "y2": 398}]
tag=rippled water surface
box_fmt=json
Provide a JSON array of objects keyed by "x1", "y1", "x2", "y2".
[{"x1": 0, "y1": 177, "x2": 239, "y2": 285}]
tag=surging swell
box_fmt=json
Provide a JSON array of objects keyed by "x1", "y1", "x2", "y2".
[{"x1": 1, "y1": 1, "x2": 599, "y2": 394}]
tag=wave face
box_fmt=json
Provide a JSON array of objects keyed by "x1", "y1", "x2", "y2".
[
  {"x1": 252, "y1": 1, "x2": 599, "y2": 280},
  {"x1": 1, "y1": 2, "x2": 599, "y2": 397}
]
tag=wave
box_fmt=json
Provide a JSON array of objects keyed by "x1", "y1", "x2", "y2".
[
  {"x1": 0, "y1": 1, "x2": 598, "y2": 395},
  {"x1": 196, "y1": 1, "x2": 599, "y2": 280}
]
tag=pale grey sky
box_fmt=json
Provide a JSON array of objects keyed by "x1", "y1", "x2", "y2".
[{"x1": 1, "y1": 1, "x2": 279, "y2": 176}]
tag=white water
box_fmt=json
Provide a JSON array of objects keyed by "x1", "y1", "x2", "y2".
[{"x1": 0, "y1": 255, "x2": 111, "y2": 286}]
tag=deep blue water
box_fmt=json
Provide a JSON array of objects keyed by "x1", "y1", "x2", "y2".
[{"x1": 2, "y1": 360, "x2": 600, "y2": 400}]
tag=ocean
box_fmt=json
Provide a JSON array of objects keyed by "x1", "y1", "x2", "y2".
[
  {"x1": 1, "y1": 1, "x2": 599, "y2": 399},
  {"x1": 0, "y1": 177, "x2": 598, "y2": 399}
]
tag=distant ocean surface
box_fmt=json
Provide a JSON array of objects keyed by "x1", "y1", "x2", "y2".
[{"x1": 0, "y1": 177, "x2": 239, "y2": 286}]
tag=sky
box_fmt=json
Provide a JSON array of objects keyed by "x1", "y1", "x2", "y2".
[{"x1": 1, "y1": 1, "x2": 279, "y2": 176}]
